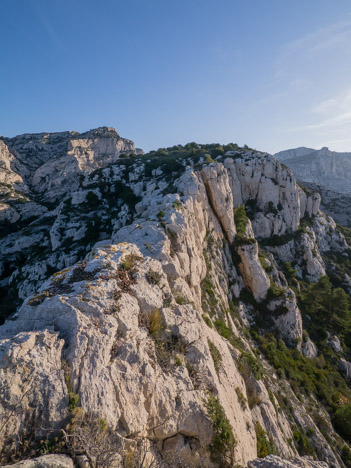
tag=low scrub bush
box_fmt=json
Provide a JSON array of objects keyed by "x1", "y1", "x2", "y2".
[
  {"x1": 147, "y1": 308, "x2": 163, "y2": 336},
  {"x1": 146, "y1": 269, "x2": 161, "y2": 285},
  {"x1": 205, "y1": 392, "x2": 235, "y2": 465},
  {"x1": 235, "y1": 387, "x2": 247, "y2": 410},
  {"x1": 292, "y1": 425, "x2": 314, "y2": 456},
  {"x1": 208, "y1": 339, "x2": 222, "y2": 373},
  {"x1": 120, "y1": 253, "x2": 142, "y2": 271},
  {"x1": 255, "y1": 422, "x2": 275, "y2": 457},
  {"x1": 234, "y1": 205, "x2": 247, "y2": 235}
]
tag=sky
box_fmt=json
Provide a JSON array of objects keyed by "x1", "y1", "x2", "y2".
[{"x1": 2, "y1": 0, "x2": 351, "y2": 154}]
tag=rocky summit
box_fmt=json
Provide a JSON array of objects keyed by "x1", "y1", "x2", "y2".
[{"x1": 1, "y1": 130, "x2": 351, "y2": 468}]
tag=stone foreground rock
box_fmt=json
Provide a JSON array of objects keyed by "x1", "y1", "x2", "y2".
[
  {"x1": 1, "y1": 454, "x2": 74, "y2": 467},
  {"x1": 248, "y1": 455, "x2": 329, "y2": 467}
]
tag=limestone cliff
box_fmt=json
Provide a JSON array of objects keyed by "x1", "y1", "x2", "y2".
[
  {"x1": 1, "y1": 134, "x2": 351, "y2": 467},
  {"x1": 274, "y1": 146, "x2": 351, "y2": 226}
]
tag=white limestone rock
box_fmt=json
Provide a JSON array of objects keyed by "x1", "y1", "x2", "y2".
[
  {"x1": 302, "y1": 339, "x2": 318, "y2": 359},
  {"x1": 201, "y1": 164, "x2": 236, "y2": 242},
  {"x1": 0, "y1": 330, "x2": 68, "y2": 450},
  {"x1": 1, "y1": 127, "x2": 139, "y2": 201},
  {"x1": 248, "y1": 454, "x2": 328, "y2": 467},
  {"x1": 237, "y1": 240, "x2": 270, "y2": 301},
  {"x1": 1, "y1": 454, "x2": 74, "y2": 467},
  {"x1": 328, "y1": 335, "x2": 341, "y2": 353},
  {"x1": 268, "y1": 291, "x2": 303, "y2": 346},
  {"x1": 338, "y1": 359, "x2": 351, "y2": 379}
]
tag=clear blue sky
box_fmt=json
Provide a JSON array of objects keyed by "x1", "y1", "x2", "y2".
[{"x1": 2, "y1": 0, "x2": 351, "y2": 153}]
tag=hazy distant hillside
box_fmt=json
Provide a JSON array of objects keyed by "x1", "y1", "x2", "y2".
[
  {"x1": 274, "y1": 146, "x2": 315, "y2": 161},
  {"x1": 275, "y1": 146, "x2": 351, "y2": 226}
]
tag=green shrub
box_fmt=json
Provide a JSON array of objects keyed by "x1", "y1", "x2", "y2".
[
  {"x1": 255, "y1": 423, "x2": 275, "y2": 457},
  {"x1": 341, "y1": 445, "x2": 351, "y2": 467},
  {"x1": 299, "y1": 275, "x2": 351, "y2": 344},
  {"x1": 213, "y1": 317, "x2": 244, "y2": 351},
  {"x1": 146, "y1": 269, "x2": 162, "y2": 285},
  {"x1": 205, "y1": 154, "x2": 215, "y2": 163},
  {"x1": 208, "y1": 339, "x2": 222, "y2": 373},
  {"x1": 260, "y1": 231, "x2": 294, "y2": 246},
  {"x1": 267, "y1": 281, "x2": 285, "y2": 300},
  {"x1": 235, "y1": 387, "x2": 247, "y2": 409},
  {"x1": 167, "y1": 228, "x2": 177, "y2": 240},
  {"x1": 239, "y1": 352, "x2": 263, "y2": 380},
  {"x1": 266, "y1": 201, "x2": 278, "y2": 215},
  {"x1": 233, "y1": 235, "x2": 256, "y2": 247},
  {"x1": 157, "y1": 210, "x2": 165, "y2": 219},
  {"x1": 205, "y1": 393, "x2": 235, "y2": 465},
  {"x1": 202, "y1": 314, "x2": 213, "y2": 328},
  {"x1": 234, "y1": 205, "x2": 247, "y2": 235},
  {"x1": 255, "y1": 332, "x2": 351, "y2": 416},
  {"x1": 62, "y1": 361, "x2": 80, "y2": 413},
  {"x1": 258, "y1": 250, "x2": 273, "y2": 272},
  {"x1": 237, "y1": 352, "x2": 262, "y2": 409},
  {"x1": 334, "y1": 405, "x2": 351, "y2": 443},
  {"x1": 175, "y1": 294, "x2": 187, "y2": 305},
  {"x1": 292, "y1": 425, "x2": 314, "y2": 456},
  {"x1": 214, "y1": 318, "x2": 233, "y2": 340},
  {"x1": 175, "y1": 356, "x2": 183, "y2": 366},
  {"x1": 283, "y1": 262, "x2": 297, "y2": 281},
  {"x1": 86, "y1": 190, "x2": 100, "y2": 207},
  {"x1": 201, "y1": 274, "x2": 217, "y2": 315},
  {"x1": 120, "y1": 253, "x2": 141, "y2": 271},
  {"x1": 163, "y1": 297, "x2": 172, "y2": 307}
]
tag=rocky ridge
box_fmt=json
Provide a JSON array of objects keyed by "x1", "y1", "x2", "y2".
[
  {"x1": 0, "y1": 134, "x2": 351, "y2": 467},
  {"x1": 274, "y1": 146, "x2": 351, "y2": 226}
]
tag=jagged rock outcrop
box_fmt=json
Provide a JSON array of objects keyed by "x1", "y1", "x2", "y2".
[
  {"x1": 0, "y1": 127, "x2": 138, "y2": 201},
  {"x1": 224, "y1": 155, "x2": 320, "y2": 238},
  {"x1": 236, "y1": 223, "x2": 270, "y2": 302},
  {"x1": 328, "y1": 335, "x2": 342, "y2": 353},
  {"x1": 1, "y1": 134, "x2": 350, "y2": 467}
]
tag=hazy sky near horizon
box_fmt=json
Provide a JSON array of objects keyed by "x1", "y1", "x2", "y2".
[{"x1": 2, "y1": 0, "x2": 351, "y2": 154}]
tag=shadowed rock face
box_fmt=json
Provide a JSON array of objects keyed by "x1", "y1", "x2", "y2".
[{"x1": 0, "y1": 136, "x2": 350, "y2": 467}]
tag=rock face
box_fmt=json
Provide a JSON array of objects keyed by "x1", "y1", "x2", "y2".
[
  {"x1": 1, "y1": 454, "x2": 74, "y2": 467},
  {"x1": 0, "y1": 135, "x2": 350, "y2": 467},
  {"x1": 0, "y1": 127, "x2": 138, "y2": 201},
  {"x1": 275, "y1": 146, "x2": 351, "y2": 226},
  {"x1": 274, "y1": 146, "x2": 351, "y2": 195},
  {"x1": 248, "y1": 454, "x2": 328, "y2": 467}
]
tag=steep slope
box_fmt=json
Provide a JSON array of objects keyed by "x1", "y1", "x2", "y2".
[
  {"x1": 274, "y1": 147, "x2": 351, "y2": 226},
  {"x1": 1, "y1": 136, "x2": 351, "y2": 467},
  {"x1": 300, "y1": 183, "x2": 351, "y2": 227},
  {"x1": 274, "y1": 147, "x2": 351, "y2": 194}
]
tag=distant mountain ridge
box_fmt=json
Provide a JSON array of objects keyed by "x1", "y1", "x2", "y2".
[{"x1": 274, "y1": 146, "x2": 351, "y2": 226}]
